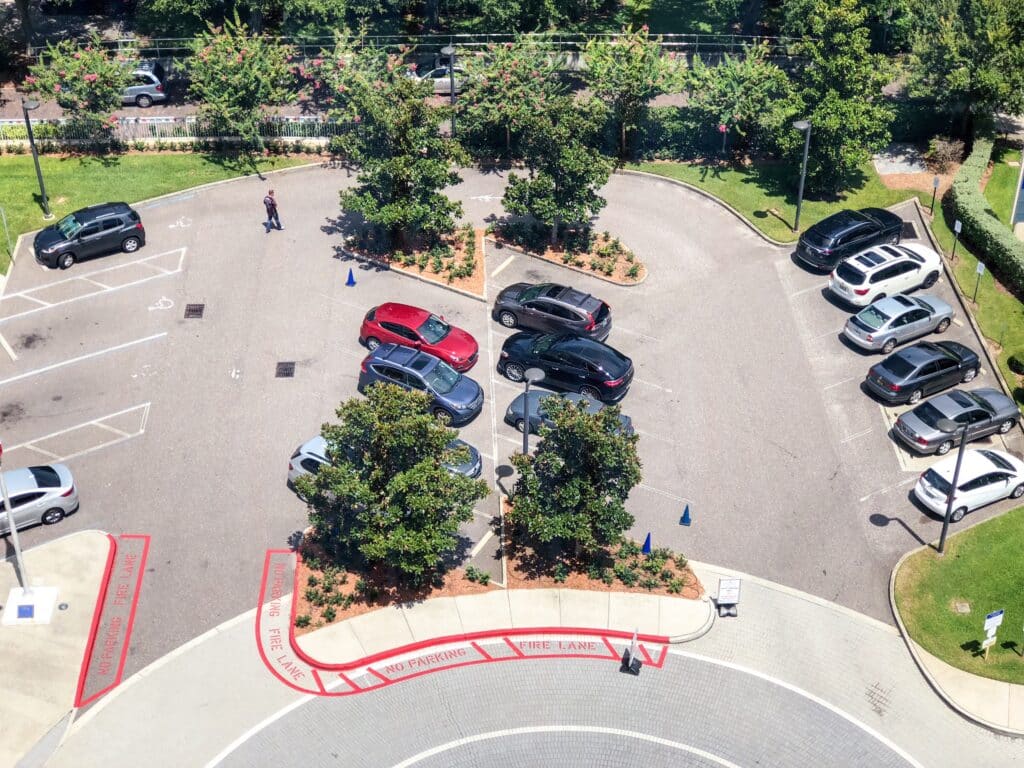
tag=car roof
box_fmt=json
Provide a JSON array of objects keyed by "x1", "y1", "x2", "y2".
[
  {"x1": 372, "y1": 343, "x2": 442, "y2": 374},
  {"x1": 300, "y1": 435, "x2": 328, "y2": 459},
  {"x1": 375, "y1": 303, "x2": 431, "y2": 327},
  {"x1": 1, "y1": 464, "x2": 68, "y2": 494},
  {"x1": 75, "y1": 202, "x2": 132, "y2": 221},
  {"x1": 893, "y1": 341, "x2": 946, "y2": 365},
  {"x1": 809, "y1": 209, "x2": 872, "y2": 238},
  {"x1": 934, "y1": 449, "x2": 1024, "y2": 481},
  {"x1": 553, "y1": 286, "x2": 601, "y2": 312},
  {"x1": 873, "y1": 295, "x2": 916, "y2": 314},
  {"x1": 927, "y1": 390, "x2": 977, "y2": 419},
  {"x1": 845, "y1": 244, "x2": 923, "y2": 273}
]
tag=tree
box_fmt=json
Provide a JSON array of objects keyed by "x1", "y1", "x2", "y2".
[
  {"x1": 906, "y1": 0, "x2": 1024, "y2": 137},
  {"x1": 328, "y1": 43, "x2": 466, "y2": 250},
  {"x1": 502, "y1": 97, "x2": 612, "y2": 244},
  {"x1": 187, "y1": 14, "x2": 295, "y2": 151},
  {"x1": 297, "y1": 384, "x2": 488, "y2": 584},
  {"x1": 784, "y1": 0, "x2": 894, "y2": 193},
  {"x1": 509, "y1": 395, "x2": 641, "y2": 558},
  {"x1": 24, "y1": 34, "x2": 135, "y2": 140},
  {"x1": 585, "y1": 25, "x2": 684, "y2": 157}
]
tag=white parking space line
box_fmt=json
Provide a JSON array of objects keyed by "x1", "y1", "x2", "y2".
[
  {"x1": 316, "y1": 292, "x2": 368, "y2": 312},
  {"x1": 469, "y1": 530, "x2": 495, "y2": 558},
  {"x1": 0, "y1": 331, "x2": 17, "y2": 361},
  {"x1": 859, "y1": 476, "x2": 917, "y2": 503},
  {"x1": 952, "y1": 318, "x2": 964, "y2": 327},
  {"x1": 490, "y1": 253, "x2": 517, "y2": 278},
  {"x1": 633, "y1": 428, "x2": 679, "y2": 445},
  {"x1": 490, "y1": 376, "x2": 523, "y2": 394},
  {"x1": 615, "y1": 325, "x2": 663, "y2": 343},
  {"x1": 789, "y1": 282, "x2": 829, "y2": 298},
  {"x1": 93, "y1": 421, "x2": 131, "y2": 438},
  {"x1": 0, "y1": 333, "x2": 167, "y2": 387},
  {"x1": 4, "y1": 403, "x2": 151, "y2": 463},
  {"x1": 840, "y1": 427, "x2": 873, "y2": 444},
  {"x1": 473, "y1": 510, "x2": 495, "y2": 521},
  {"x1": 633, "y1": 377, "x2": 672, "y2": 393},
  {"x1": 823, "y1": 375, "x2": 857, "y2": 391},
  {"x1": 636, "y1": 483, "x2": 692, "y2": 505},
  {"x1": 0, "y1": 248, "x2": 187, "y2": 324},
  {"x1": 811, "y1": 327, "x2": 844, "y2": 341}
]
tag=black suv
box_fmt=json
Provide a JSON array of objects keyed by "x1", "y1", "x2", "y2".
[
  {"x1": 498, "y1": 333, "x2": 633, "y2": 403},
  {"x1": 864, "y1": 340, "x2": 980, "y2": 405},
  {"x1": 34, "y1": 203, "x2": 146, "y2": 269},
  {"x1": 492, "y1": 282, "x2": 612, "y2": 340},
  {"x1": 796, "y1": 208, "x2": 903, "y2": 271}
]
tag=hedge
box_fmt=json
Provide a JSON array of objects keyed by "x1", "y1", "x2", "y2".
[{"x1": 949, "y1": 137, "x2": 1024, "y2": 290}]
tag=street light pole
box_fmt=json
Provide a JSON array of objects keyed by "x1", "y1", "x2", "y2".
[
  {"x1": 21, "y1": 99, "x2": 52, "y2": 220},
  {"x1": 792, "y1": 119, "x2": 811, "y2": 234},
  {"x1": 522, "y1": 368, "x2": 545, "y2": 456},
  {"x1": 0, "y1": 445, "x2": 32, "y2": 593},
  {"x1": 441, "y1": 44, "x2": 456, "y2": 138},
  {"x1": 935, "y1": 418, "x2": 969, "y2": 555}
]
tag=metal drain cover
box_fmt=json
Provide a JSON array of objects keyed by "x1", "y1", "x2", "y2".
[
  {"x1": 184, "y1": 303, "x2": 205, "y2": 319},
  {"x1": 276, "y1": 362, "x2": 296, "y2": 378}
]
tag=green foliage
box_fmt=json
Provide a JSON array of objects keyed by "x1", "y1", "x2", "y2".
[
  {"x1": 509, "y1": 395, "x2": 641, "y2": 557},
  {"x1": 188, "y1": 14, "x2": 295, "y2": 152},
  {"x1": 294, "y1": 614, "x2": 312, "y2": 628},
  {"x1": 613, "y1": 561, "x2": 639, "y2": 586},
  {"x1": 667, "y1": 577, "x2": 684, "y2": 594},
  {"x1": 464, "y1": 564, "x2": 492, "y2": 585},
  {"x1": 299, "y1": 383, "x2": 488, "y2": 584},
  {"x1": 322, "y1": 606, "x2": 337, "y2": 622},
  {"x1": 553, "y1": 562, "x2": 570, "y2": 583}
]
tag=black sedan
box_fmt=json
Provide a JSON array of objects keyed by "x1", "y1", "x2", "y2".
[
  {"x1": 498, "y1": 333, "x2": 633, "y2": 403},
  {"x1": 492, "y1": 282, "x2": 612, "y2": 340},
  {"x1": 795, "y1": 208, "x2": 903, "y2": 271},
  {"x1": 504, "y1": 390, "x2": 634, "y2": 434},
  {"x1": 864, "y1": 340, "x2": 980, "y2": 405}
]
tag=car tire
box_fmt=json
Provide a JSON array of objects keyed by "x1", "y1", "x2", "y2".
[
  {"x1": 122, "y1": 236, "x2": 141, "y2": 253},
  {"x1": 907, "y1": 389, "x2": 923, "y2": 405},
  {"x1": 499, "y1": 311, "x2": 518, "y2": 329},
  {"x1": 580, "y1": 385, "x2": 601, "y2": 400},
  {"x1": 950, "y1": 506, "x2": 967, "y2": 523},
  {"x1": 936, "y1": 440, "x2": 953, "y2": 456},
  {"x1": 136, "y1": 94, "x2": 153, "y2": 108},
  {"x1": 58, "y1": 252, "x2": 75, "y2": 270},
  {"x1": 41, "y1": 508, "x2": 65, "y2": 525},
  {"x1": 432, "y1": 408, "x2": 452, "y2": 424},
  {"x1": 365, "y1": 336, "x2": 381, "y2": 351},
  {"x1": 881, "y1": 338, "x2": 897, "y2": 354},
  {"x1": 922, "y1": 271, "x2": 939, "y2": 288},
  {"x1": 961, "y1": 367, "x2": 978, "y2": 383},
  {"x1": 1012, "y1": 483, "x2": 1024, "y2": 500},
  {"x1": 999, "y1": 419, "x2": 1015, "y2": 434},
  {"x1": 515, "y1": 419, "x2": 527, "y2": 433},
  {"x1": 504, "y1": 362, "x2": 525, "y2": 382},
  {"x1": 935, "y1": 318, "x2": 951, "y2": 333}
]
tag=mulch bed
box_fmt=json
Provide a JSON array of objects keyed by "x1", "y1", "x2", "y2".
[{"x1": 489, "y1": 230, "x2": 647, "y2": 285}]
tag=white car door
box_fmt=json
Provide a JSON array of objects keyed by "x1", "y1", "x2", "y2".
[{"x1": 892, "y1": 261, "x2": 921, "y2": 294}]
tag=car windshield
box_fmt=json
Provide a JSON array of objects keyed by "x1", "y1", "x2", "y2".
[
  {"x1": 424, "y1": 360, "x2": 460, "y2": 394},
  {"x1": 923, "y1": 468, "x2": 951, "y2": 495},
  {"x1": 881, "y1": 355, "x2": 916, "y2": 378},
  {"x1": 979, "y1": 450, "x2": 1013, "y2": 471},
  {"x1": 28, "y1": 465, "x2": 61, "y2": 488},
  {"x1": 532, "y1": 335, "x2": 557, "y2": 355},
  {"x1": 856, "y1": 305, "x2": 889, "y2": 330},
  {"x1": 56, "y1": 214, "x2": 81, "y2": 238},
  {"x1": 836, "y1": 262, "x2": 866, "y2": 285},
  {"x1": 913, "y1": 402, "x2": 946, "y2": 429},
  {"x1": 417, "y1": 315, "x2": 450, "y2": 344},
  {"x1": 519, "y1": 284, "x2": 552, "y2": 302},
  {"x1": 912, "y1": 297, "x2": 935, "y2": 313}
]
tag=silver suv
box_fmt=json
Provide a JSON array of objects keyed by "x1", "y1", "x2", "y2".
[{"x1": 122, "y1": 61, "x2": 167, "y2": 108}]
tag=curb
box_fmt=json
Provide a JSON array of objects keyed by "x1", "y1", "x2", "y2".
[
  {"x1": 888, "y1": 533, "x2": 1024, "y2": 736},
  {"x1": 335, "y1": 245, "x2": 487, "y2": 303},
  {"x1": 667, "y1": 595, "x2": 716, "y2": 643},
  {"x1": 616, "y1": 168, "x2": 797, "y2": 248},
  {"x1": 485, "y1": 238, "x2": 648, "y2": 286}
]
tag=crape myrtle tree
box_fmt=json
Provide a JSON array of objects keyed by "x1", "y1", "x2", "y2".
[
  {"x1": 502, "y1": 96, "x2": 613, "y2": 245},
  {"x1": 297, "y1": 384, "x2": 488, "y2": 584},
  {"x1": 584, "y1": 24, "x2": 685, "y2": 158},
  {"x1": 24, "y1": 34, "x2": 135, "y2": 140},
  {"x1": 510, "y1": 395, "x2": 641, "y2": 560},
  {"x1": 188, "y1": 14, "x2": 295, "y2": 152}
]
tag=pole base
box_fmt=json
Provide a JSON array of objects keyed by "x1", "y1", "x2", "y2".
[{"x1": 2, "y1": 586, "x2": 59, "y2": 625}]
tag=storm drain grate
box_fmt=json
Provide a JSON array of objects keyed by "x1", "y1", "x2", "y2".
[
  {"x1": 901, "y1": 221, "x2": 917, "y2": 241},
  {"x1": 276, "y1": 362, "x2": 296, "y2": 378},
  {"x1": 184, "y1": 303, "x2": 205, "y2": 319}
]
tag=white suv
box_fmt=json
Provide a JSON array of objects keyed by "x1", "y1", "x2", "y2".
[{"x1": 828, "y1": 243, "x2": 942, "y2": 307}]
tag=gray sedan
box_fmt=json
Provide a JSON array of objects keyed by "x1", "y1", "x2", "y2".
[
  {"x1": 842, "y1": 294, "x2": 953, "y2": 354},
  {"x1": 504, "y1": 391, "x2": 633, "y2": 435},
  {"x1": 894, "y1": 387, "x2": 1019, "y2": 455}
]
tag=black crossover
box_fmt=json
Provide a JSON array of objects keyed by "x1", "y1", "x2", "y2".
[
  {"x1": 795, "y1": 208, "x2": 903, "y2": 271},
  {"x1": 34, "y1": 202, "x2": 146, "y2": 269},
  {"x1": 498, "y1": 333, "x2": 633, "y2": 403}
]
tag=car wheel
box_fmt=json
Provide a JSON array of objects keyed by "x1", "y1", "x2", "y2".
[
  {"x1": 515, "y1": 419, "x2": 527, "y2": 433},
  {"x1": 936, "y1": 440, "x2": 953, "y2": 456},
  {"x1": 999, "y1": 419, "x2": 1015, "y2": 434},
  {"x1": 504, "y1": 362, "x2": 525, "y2": 382},
  {"x1": 1012, "y1": 483, "x2": 1024, "y2": 499},
  {"x1": 950, "y1": 506, "x2": 967, "y2": 523},
  {"x1": 365, "y1": 336, "x2": 381, "y2": 351},
  {"x1": 872, "y1": 293, "x2": 886, "y2": 304},
  {"x1": 907, "y1": 389, "x2": 923, "y2": 405},
  {"x1": 499, "y1": 311, "x2": 518, "y2": 329},
  {"x1": 961, "y1": 367, "x2": 978, "y2": 383},
  {"x1": 433, "y1": 408, "x2": 452, "y2": 424},
  {"x1": 580, "y1": 385, "x2": 600, "y2": 400},
  {"x1": 935, "y1": 318, "x2": 951, "y2": 333},
  {"x1": 881, "y1": 338, "x2": 897, "y2": 354},
  {"x1": 135, "y1": 94, "x2": 153, "y2": 108},
  {"x1": 58, "y1": 252, "x2": 75, "y2": 270},
  {"x1": 41, "y1": 508, "x2": 65, "y2": 525},
  {"x1": 122, "y1": 236, "x2": 141, "y2": 253},
  {"x1": 922, "y1": 271, "x2": 939, "y2": 288}
]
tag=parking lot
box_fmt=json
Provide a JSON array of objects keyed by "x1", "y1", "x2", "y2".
[{"x1": 2, "y1": 165, "x2": 1020, "y2": 671}]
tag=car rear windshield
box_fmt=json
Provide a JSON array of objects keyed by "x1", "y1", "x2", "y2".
[
  {"x1": 56, "y1": 214, "x2": 81, "y2": 238},
  {"x1": 803, "y1": 228, "x2": 833, "y2": 247},
  {"x1": 417, "y1": 315, "x2": 450, "y2": 344},
  {"x1": 424, "y1": 360, "x2": 460, "y2": 394},
  {"x1": 854, "y1": 305, "x2": 889, "y2": 330},
  {"x1": 836, "y1": 261, "x2": 866, "y2": 285},
  {"x1": 979, "y1": 450, "x2": 1014, "y2": 471},
  {"x1": 151, "y1": 61, "x2": 166, "y2": 80},
  {"x1": 923, "y1": 468, "x2": 951, "y2": 495},
  {"x1": 595, "y1": 302, "x2": 610, "y2": 322},
  {"x1": 881, "y1": 355, "x2": 916, "y2": 378},
  {"x1": 28, "y1": 466, "x2": 61, "y2": 488},
  {"x1": 912, "y1": 297, "x2": 935, "y2": 313},
  {"x1": 912, "y1": 402, "x2": 945, "y2": 429}
]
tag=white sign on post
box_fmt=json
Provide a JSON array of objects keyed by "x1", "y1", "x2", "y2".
[
  {"x1": 954, "y1": 220, "x2": 963, "y2": 234},
  {"x1": 982, "y1": 636, "x2": 998, "y2": 650},
  {"x1": 985, "y1": 609, "x2": 1005, "y2": 633},
  {"x1": 976, "y1": 261, "x2": 986, "y2": 276}
]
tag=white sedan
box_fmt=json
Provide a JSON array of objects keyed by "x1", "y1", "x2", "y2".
[{"x1": 913, "y1": 448, "x2": 1024, "y2": 522}]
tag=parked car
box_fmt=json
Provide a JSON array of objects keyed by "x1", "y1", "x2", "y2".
[
  {"x1": 492, "y1": 282, "x2": 612, "y2": 340},
  {"x1": 498, "y1": 333, "x2": 633, "y2": 403},
  {"x1": 894, "y1": 388, "x2": 1019, "y2": 456},
  {"x1": 413, "y1": 66, "x2": 466, "y2": 95},
  {"x1": 360, "y1": 303, "x2": 479, "y2": 371},
  {"x1": 0, "y1": 464, "x2": 78, "y2": 535},
  {"x1": 842, "y1": 294, "x2": 954, "y2": 354},
  {"x1": 33, "y1": 202, "x2": 146, "y2": 269},
  {"x1": 122, "y1": 60, "x2": 168, "y2": 107},
  {"x1": 504, "y1": 391, "x2": 634, "y2": 435},
  {"x1": 795, "y1": 208, "x2": 904, "y2": 271},
  {"x1": 864, "y1": 340, "x2": 980, "y2": 405},
  {"x1": 828, "y1": 243, "x2": 942, "y2": 307},
  {"x1": 357, "y1": 343, "x2": 484, "y2": 424},
  {"x1": 288, "y1": 435, "x2": 481, "y2": 485},
  {"x1": 913, "y1": 448, "x2": 1024, "y2": 522}
]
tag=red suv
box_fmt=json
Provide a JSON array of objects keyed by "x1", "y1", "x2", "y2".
[{"x1": 359, "y1": 303, "x2": 479, "y2": 371}]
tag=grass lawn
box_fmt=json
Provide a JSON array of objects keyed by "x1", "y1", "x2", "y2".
[
  {"x1": 982, "y1": 143, "x2": 1023, "y2": 228},
  {"x1": 894, "y1": 506, "x2": 1024, "y2": 683},
  {"x1": 0, "y1": 153, "x2": 313, "y2": 274},
  {"x1": 647, "y1": 0, "x2": 737, "y2": 34}
]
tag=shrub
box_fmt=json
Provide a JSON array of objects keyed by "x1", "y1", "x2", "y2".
[
  {"x1": 322, "y1": 606, "x2": 337, "y2": 622},
  {"x1": 614, "y1": 562, "x2": 639, "y2": 586},
  {"x1": 465, "y1": 565, "x2": 482, "y2": 582},
  {"x1": 667, "y1": 578, "x2": 684, "y2": 594},
  {"x1": 1009, "y1": 354, "x2": 1024, "y2": 376},
  {"x1": 925, "y1": 136, "x2": 965, "y2": 173},
  {"x1": 640, "y1": 576, "x2": 660, "y2": 591},
  {"x1": 553, "y1": 562, "x2": 569, "y2": 583},
  {"x1": 618, "y1": 539, "x2": 641, "y2": 559},
  {"x1": 307, "y1": 574, "x2": 319, "y2": 587},
  {"x1": 626, "y1": 264, "x2": 641, "y2": 280},
  {"x1": 294, "y1": 614, "x2": 311, "y2": 628}
]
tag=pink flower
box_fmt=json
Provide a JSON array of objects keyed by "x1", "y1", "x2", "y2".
[
  {"x1": 531, "y1": 70, "x2": 539, "y2": 77},
  {"x1": 312, "y1": 58, "x2": 323, "y2": 67},
  {"x1": 505, "y1": 42, "x2": 513, "y2": 49},
  {"x1": 235, "y1": 54, "x2": 243, "y2": 63},
  {"x1": 59, "y1": 70, "x2": 66, "y2": 76},
  {"x1": 24, "y1": 75, "x2": 36, "y2": 84},
  {"x1": 353, "y1": 114, "x2": 361, "y2": 123},
  {"x1": 314, "y1": 80, "x2": 321, "y2": 88},
  {"x1": 84, "y1": 73, "x2": 98, "y2": 82},
  {"x1": 641, "y1": 24, "x2": 649, "y2": 32},
  {"x1": 73, "y1": 52, "x2": 82, "y2": 59},
  {"x1": 54, "y1": 83, "x2": 62, "y2": 92}
]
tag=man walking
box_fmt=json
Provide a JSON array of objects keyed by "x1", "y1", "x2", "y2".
[{"x1": 263, "y1": 190, "x2": 283, "y2": 231}]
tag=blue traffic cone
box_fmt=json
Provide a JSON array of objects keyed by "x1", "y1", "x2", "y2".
[
  {"x1": 641, "y1": 532, "x2": 651, "y2": 555},
  {"x1": 345, "y1": 268, "x2": 356, "y2": 287},
  {"x1": 680, "y1": 505, "x2": 691, "y2": 527}
]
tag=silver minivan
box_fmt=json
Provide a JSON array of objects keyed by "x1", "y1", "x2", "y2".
[
  {"x1": 122, "y1": 61, "x2": 167, "y2": 108},
  {"x1": 0, "y1": 464, "x2": 78, "y2": 535}
]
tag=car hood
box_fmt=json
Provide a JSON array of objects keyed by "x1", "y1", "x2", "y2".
[
  {"x1": 438, "y1": 326, "x2": 478, "y2": 360},
  {"x1": 502, "y1": 331, "x2": 542, "y2": 357},
  {"x1": 34, "y1": 227, "x2": 66, "y2": 251},
  {"x1": 972, "y1": 387, "x2": 1015, "y2": 415},
  {"x1": 443, "y1": 374, "x2": 483, "y2": 405},
  {"x1": 443, "y1": 439, "x2": 481, "y2": 476},
  {"x1": 497, "y1": 283, "x2": 530, "y2": 303}
]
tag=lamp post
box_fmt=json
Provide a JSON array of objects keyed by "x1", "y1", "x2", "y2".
[
  {"x1": 792, "y1": 119, "x2": 811, "y2": 233},
  {"x1": 522, "y1": 368, "x2": 545, "y2": 456},
  {"x1": 935, "y1": 417, "x2": 969, "y2": 555},
  {"x1": 441, "y1": 44, "x2": 456, "y2": 138},
  {"x1": 0, "y1": 443, "x2": 32, "y2": 593},
  {"x1": 21, "y1": 99, "x2": 53, "y2": 220},
  {"x1": 930, "y1": 175, "x2": 940, "y2": 216}
]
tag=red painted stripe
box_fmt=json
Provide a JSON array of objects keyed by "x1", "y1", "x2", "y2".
[
  {"x1": 638, "y1": 643, "x2": 654, "y2": 664},
  {"x1": 470, "y1": 641, "x2": 492, "y2": 660},
  {"x1": 368, "y1": 667, "x2": 391, "y2": 684},
  {"x1": 311, "y1": 668, "x2": 327, "y2": 694},
  {"x1": 504, "y1": 637, "x2": 526, "y2": 657},
  {"x1": 338, "y1": 672, "x2": 361, "y2": 692},
  {"x1": 253, "y1": 551, "x2": 320, "y2": 695},
  {"x1": 73, "y1": 534, "x2": 118, "y2": 708},
  {"x1": 652, "y1": 645, "x2": 668, "y2": 668},
  {"x1": 601, "y1": 636, "x2": 620, "y2": 659}
]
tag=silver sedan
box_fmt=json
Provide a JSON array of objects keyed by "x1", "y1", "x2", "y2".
[
  {"x1": 842, "y1": 294, "x2": 953, "y2": 354},
  {"x1": 894, "y1": 387, "x2": 1019, "y2": 455},
  {"x1": 0, "y1": 464, "x2": 78, "y2": 534}
]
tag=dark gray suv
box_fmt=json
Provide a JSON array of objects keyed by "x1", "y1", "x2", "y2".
[
  {"x1": 357, "y1": 343, "x2": 484, "y2": 424},
  {"x1": 492, "y1": 282, "x2": 612, "y2": 340},
  {"x1": 34, "y1": 202, "x2": 146, "y2": 269}
]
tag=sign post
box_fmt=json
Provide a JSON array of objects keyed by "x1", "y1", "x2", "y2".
[
  {"x1": 983, "y1": 609, "x2": 1004, "y2": 661},
  {"x1": 0, "y1": 442, "x2": 30, "y2": 593},
  {"x1": 952, "y1": 219, "x2": 962, "y2": 260},
  {"x1": 973, "y1": 261, "x2": 985, "y2": 304}
]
